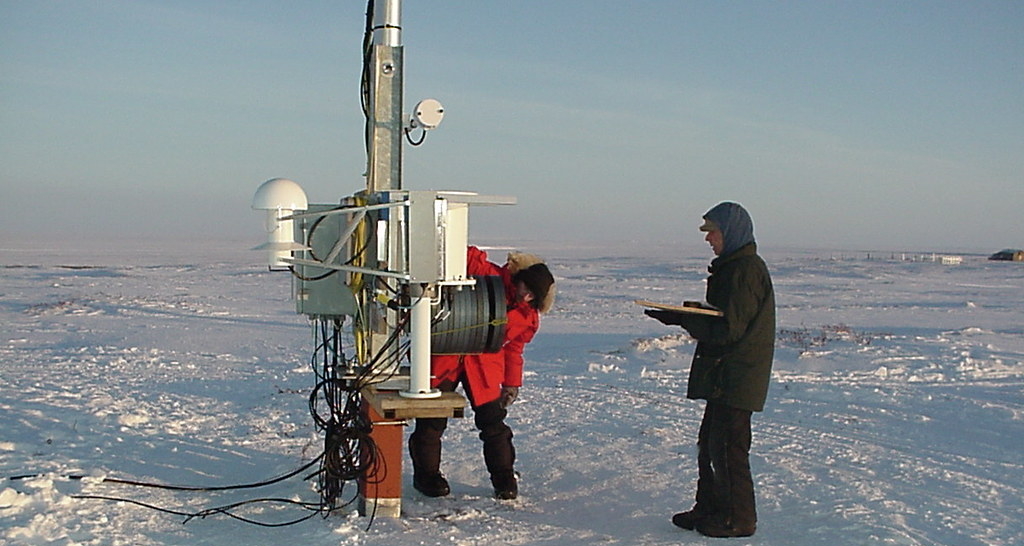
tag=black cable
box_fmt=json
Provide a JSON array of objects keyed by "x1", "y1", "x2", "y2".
[
  {"x1": 289, "y1": 209, "x2": 375, "y2": 282},
  {"x1": 404, "y1": 127, "x2": 426, "y2": 146},
  {"x1": 61, "y1": 449, "x2": 342, "y2": 528},
  {"x1": 7, "y1": 455, "x2": 323, "y2": 492},
  {"x1": 308, "y1": 318, "x2": 374, "y2": 507},
  {"x1": 289, "y1": 265, "x2": 335, "y2": 282},
  {"x1": 351, "y1": 309, "x2": 412, "y2": 388},
  {"x1": 93, "y1": 454, "x2": 324, "y2": 492},
  {"x1": 71, "y1": 494, "x2": 338, "y2": 528},
  {"x1": 361, "y1": 0, "x2": 374, "y2": 158},
  {"x1": 305, "y1": 295, "x2": 417, "y2": 510},
  {"x1": 184, "y1": 497, "x2": 325, "y2": 527},
  {"x1": 291, "y1": 215, "x2": 337, "y2": 282},
  {"x1": 71, "y1": 494, "x2": 196, "y2": 519}
]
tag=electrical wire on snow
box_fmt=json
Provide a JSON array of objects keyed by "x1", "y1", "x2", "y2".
[
  {"x1": 8, "y1": 452, "x2": 349, "y2": 528},
  {"x1": 69, "y1": 494, "x2": 330, "y2": 528},
  {"x1": 4, "y1": 454, "x2": 322, "y2": 491},
  {"x1": 12, "y1": 303, "x2": 410, "y2": 529}
]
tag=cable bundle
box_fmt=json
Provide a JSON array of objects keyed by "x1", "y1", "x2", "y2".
[{"x1": 307, "y1": 307, "x2": 411, "y2": 514}]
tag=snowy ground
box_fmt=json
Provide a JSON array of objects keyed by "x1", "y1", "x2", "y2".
[{"x1": 1, "y1": 240, "x2": 1022, "y2": 545}]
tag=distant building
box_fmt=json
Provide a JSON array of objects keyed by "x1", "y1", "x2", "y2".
[{"x1": 989, "y1": 249, "x2": 1024, "y2": 261}]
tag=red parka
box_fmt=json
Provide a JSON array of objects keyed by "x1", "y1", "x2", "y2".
[{"x1": 430, "y1": 246, "x2": 540, "y2": 406}]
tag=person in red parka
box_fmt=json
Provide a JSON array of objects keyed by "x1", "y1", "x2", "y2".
[{"x1": 408, "y1": 246, "x2": 555, "y2": 500}]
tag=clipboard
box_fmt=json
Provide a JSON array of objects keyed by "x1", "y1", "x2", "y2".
[{"x1": 634, "y1": 299, "x2": 724, "y2": 317}]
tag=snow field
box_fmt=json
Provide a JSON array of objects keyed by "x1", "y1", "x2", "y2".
[{"x1": 1, "y1": 242, "x2": 1022, "y2": 545}]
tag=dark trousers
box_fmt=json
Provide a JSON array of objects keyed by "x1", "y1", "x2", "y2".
[
  {"x1": 694, "y1": 401, "x2": 756, "y2": 526},
  {"x1": 408, "y1": 378, "x2": 516, "y2": 481}
]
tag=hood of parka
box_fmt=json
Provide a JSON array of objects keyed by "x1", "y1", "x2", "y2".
[{"x1": 703, "y1": 202, "x2": 755, "y2": 257}]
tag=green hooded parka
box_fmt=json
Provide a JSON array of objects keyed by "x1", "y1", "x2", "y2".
[{"x1": 686, "y1": 243, "x2": 775, "y2": 412}]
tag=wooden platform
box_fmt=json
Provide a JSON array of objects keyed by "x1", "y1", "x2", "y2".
[{"x1": 361, "y1": 387, "x2": 467, "y2": 420}]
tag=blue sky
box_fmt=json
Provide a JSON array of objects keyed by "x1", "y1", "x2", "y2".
[{"x1": 2, "y1": 1, "x2": 1021, "y2": 252}]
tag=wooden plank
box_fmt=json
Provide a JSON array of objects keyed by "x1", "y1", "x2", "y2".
[{"x1": 634, "y1": 299, "x2": 724, "y2": 317}]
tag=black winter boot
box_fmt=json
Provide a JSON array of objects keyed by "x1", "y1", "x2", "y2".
[
  {"x1": 409, "y1": 417, "x2": 449, "y2": 497},
  {"x1": 696, "y1": 516, "x2": 756, "y2": 538},
  {"x1": 672, "y1": 507, "x2": 712, "y2": 530},
  {"x1": 413, "y1": 473, "x2": 451, "y2": 498},
  {"x1": 491, "y1": 472, "x2": 518, "y2": 500}
]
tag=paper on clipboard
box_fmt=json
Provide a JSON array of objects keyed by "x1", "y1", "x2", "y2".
[{"x1": 634, "y1": 299, "x2": 724, "y2": 317}]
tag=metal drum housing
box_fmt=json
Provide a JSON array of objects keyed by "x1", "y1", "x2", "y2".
[{"x1": 431, "y1": 276, "x2": 506, "y2": 354}]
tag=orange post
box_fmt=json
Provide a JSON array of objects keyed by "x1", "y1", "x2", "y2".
[{"x1": 358, "y1": 401, "x2": 404, "y2": 517}]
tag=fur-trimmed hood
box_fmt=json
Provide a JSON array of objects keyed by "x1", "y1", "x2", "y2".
[{"x1": 506, "y1": 252, "x2": 556, "y2": 314}]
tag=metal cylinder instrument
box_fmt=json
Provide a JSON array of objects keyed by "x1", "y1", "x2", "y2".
[{"x1": 431, "y1": 276, "x2": 506, "y2": 354}]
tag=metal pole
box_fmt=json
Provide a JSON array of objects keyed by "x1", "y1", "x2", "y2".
[
  {"x1": 372, "y1": 0, "x2": 401, "y2": 46},
  {"x1": 361, "y1": 0, "x2": 405, "y2": 374},
  {"x1": 402, "y1": 284, "x2": 441, "y2": 399},
  {"x1": 367, "y1": 0, "x2": 403, "y2": 193}
]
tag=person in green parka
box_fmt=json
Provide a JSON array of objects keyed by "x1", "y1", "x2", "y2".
[{"x1": 645, "y1": 201, "x2": 775, "y2": 538}]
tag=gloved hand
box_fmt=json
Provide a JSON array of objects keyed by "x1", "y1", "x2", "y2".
[
  {"x1": 644, "y1": 309, "x2": 683, "y2": 326},
  {"x1": 500, "y1": 386, "x2": 520, "y2": 408},
  {"x1": 645, "y1": 309, "x2": 712, "y2": 340}
]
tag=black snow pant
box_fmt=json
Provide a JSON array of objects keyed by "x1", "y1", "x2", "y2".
[
  {"x1": 408, "y1": 378, "x2": 516, "y2": 483},
  {"x1": 694, "y1": 400, "x2": 757, "y2": 527}
]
